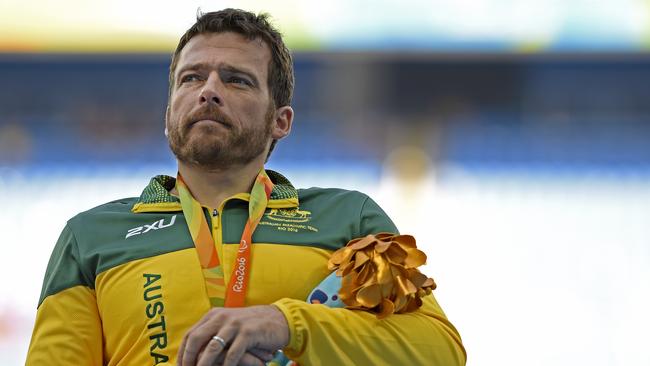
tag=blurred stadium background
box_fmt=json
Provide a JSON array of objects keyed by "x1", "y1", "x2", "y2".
[{"x1": 1, "y1": 1, "x2": 649, "y2": 365}]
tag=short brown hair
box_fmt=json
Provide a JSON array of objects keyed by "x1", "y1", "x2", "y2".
[{"x1": 168, "y1": 8, "x2": 294, "y2": 109}]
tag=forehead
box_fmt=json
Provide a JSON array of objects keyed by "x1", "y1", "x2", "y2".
[{"x1": 176, "y1": 32, "x2": 271, "y2": 77}]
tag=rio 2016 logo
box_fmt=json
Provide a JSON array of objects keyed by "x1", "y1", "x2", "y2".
[{"x1": 232, "y1": 257, "x2": 247, "y2": 292}]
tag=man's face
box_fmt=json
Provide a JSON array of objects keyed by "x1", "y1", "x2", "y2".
[{"x1": 166, "y1": 32, "x2": 275, "y2": 169}]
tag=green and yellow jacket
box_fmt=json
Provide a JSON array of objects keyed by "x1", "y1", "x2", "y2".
[{"x1": 26, "y1": 170, "x2": 466, "y2": 365}]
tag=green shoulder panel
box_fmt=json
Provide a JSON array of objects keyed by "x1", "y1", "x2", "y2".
[
  {"x1": 38, "y1": 196, "x2": 193, "y2": 304},
  {"x1": 222, "y1": 187, "x2": 398, "y2": 251},
  {"x1": 37, "y1": 224, "x2": 89, "y2": 307},
  {"x1": 68, "y1": 197, "x2": 193, "y2": 276},
  {"x1": 358, "y1": 193, "x2": 399, "y2": 235}
]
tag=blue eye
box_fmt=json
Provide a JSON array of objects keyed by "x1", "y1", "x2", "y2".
[
  {"x1": 180, "y1": 74, "x2": 201, "y2": 83},
  {"x1": 228, "y1": 76, "x2": 252, "y2": 86}
]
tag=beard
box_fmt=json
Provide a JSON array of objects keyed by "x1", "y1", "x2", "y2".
[{"x1": 167, "y1": 103, "x2": 274, "y2": 170}]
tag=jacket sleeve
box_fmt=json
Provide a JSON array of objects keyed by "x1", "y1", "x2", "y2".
[
  {"x1": 26, "y1": 224, "x2": 103, "y2": 365},
  {"x1": 273, "y1": 195, "x2": 466, "y2": 365},
  {"x1": 274, "y1": 295, "x2": 465, "y2": 365}
]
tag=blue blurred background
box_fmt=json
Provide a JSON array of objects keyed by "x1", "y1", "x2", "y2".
[
  {"x1": 1, "y1": 1, "x2": 649, "y2": 365},
  {"x1": 2, "y1": 53, "x2": 650, "y2": 172}
]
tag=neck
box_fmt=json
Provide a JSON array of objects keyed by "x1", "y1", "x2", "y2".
[{"x1": 175, "y1": 159, "x2": 265, "y2": 209}]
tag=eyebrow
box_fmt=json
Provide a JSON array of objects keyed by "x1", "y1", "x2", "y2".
[{"x1": 176, "y1": 62, "x2": 260, "y2": 87}]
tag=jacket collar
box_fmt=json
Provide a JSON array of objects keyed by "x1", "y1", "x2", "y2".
[{"x1": 132, "y1": 169, "x2": 299, "y2": 213}]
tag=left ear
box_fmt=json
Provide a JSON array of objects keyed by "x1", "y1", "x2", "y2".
[{"x1": 271, "y1": 106, "x2": 294, "y2": 140}]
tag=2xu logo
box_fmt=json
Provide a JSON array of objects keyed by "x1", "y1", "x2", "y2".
[{"x1": 126, "y1": 215, "x2": 177, "y2": 239}]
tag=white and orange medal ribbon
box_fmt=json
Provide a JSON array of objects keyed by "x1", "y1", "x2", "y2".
[{"x1": 176, "y1": 169, "x2": 274, "y2": 307}]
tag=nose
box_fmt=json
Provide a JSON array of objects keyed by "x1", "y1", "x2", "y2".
[{"x1": 199, "y1": 73, "x2": 223, "y2": 106}]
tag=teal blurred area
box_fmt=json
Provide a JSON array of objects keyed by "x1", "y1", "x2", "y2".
[{"x1": 1, "y1": 52, "x2": 649, "y2": 366}]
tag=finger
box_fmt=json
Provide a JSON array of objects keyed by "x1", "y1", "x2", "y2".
[
  {"x1": 178, "y1": 311, "x2": 218, "y2": 365},
  {"x1": 208, "y1": 351, "x2": 266, "y2": 366},
  {"x1": 196, "y1": 327, "x2": 236, "y2": 366},
  {"x1": 222, "y1": 335, "x2": 251, "y2": 366},
  {"x1": 182, "y1": 309, "x2": 227, "y2": 366},
  {"x1": 180, "y1": 331, "x2": 206, "y2": 366},
  {"x1": 177, "y1": 333, "x2": 187, "y2": 365},
  {"x1": 195, "y1": 336, "x2": 227, "y2": 366},
  {"x1": 247, "y1": 348, "x2": 275, "y2": 362},
  {"x1": 237, "y1": 352, "x2": 266, "y2": 366}
]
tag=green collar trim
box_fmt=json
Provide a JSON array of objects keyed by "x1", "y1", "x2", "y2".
[{"x1": 132, "y1": 169, "x2": 299, "y2": 213}]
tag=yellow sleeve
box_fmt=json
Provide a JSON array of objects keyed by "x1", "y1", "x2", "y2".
[
  {"x1": 26, "y1": 285, "x2": 103, "y2": 365},
  {"x1": 273, "y1": 294, "x2": 466, "y2": 365}
]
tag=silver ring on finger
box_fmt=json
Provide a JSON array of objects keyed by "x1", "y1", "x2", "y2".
[{"x1": 211, "y1": 335, "x2": 227, "y2": 348}]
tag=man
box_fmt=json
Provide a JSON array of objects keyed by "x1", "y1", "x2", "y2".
[{"x1": 26, "y1": 9, "x2": 466, "y2": 366}]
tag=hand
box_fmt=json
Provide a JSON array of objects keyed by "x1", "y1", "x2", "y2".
[
  {"x1": 195, "y1": 348, "x2": 273, "y2": 366},
  {"x1": 178, "y1": 305, "x2": 290, "y2": 366}
]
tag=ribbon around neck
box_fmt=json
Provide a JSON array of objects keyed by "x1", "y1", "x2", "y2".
[{"x1": 176, "y1": 169, "x2": 274, "y2": 307}]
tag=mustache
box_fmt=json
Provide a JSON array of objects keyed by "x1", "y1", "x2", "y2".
[{"x1": 184, "y1": 105, "x2": 232, "y2": 128}]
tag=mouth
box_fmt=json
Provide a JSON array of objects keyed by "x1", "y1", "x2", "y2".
[{"x1": 190, "y1": 118, "x2": 231, "y2": 129}]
